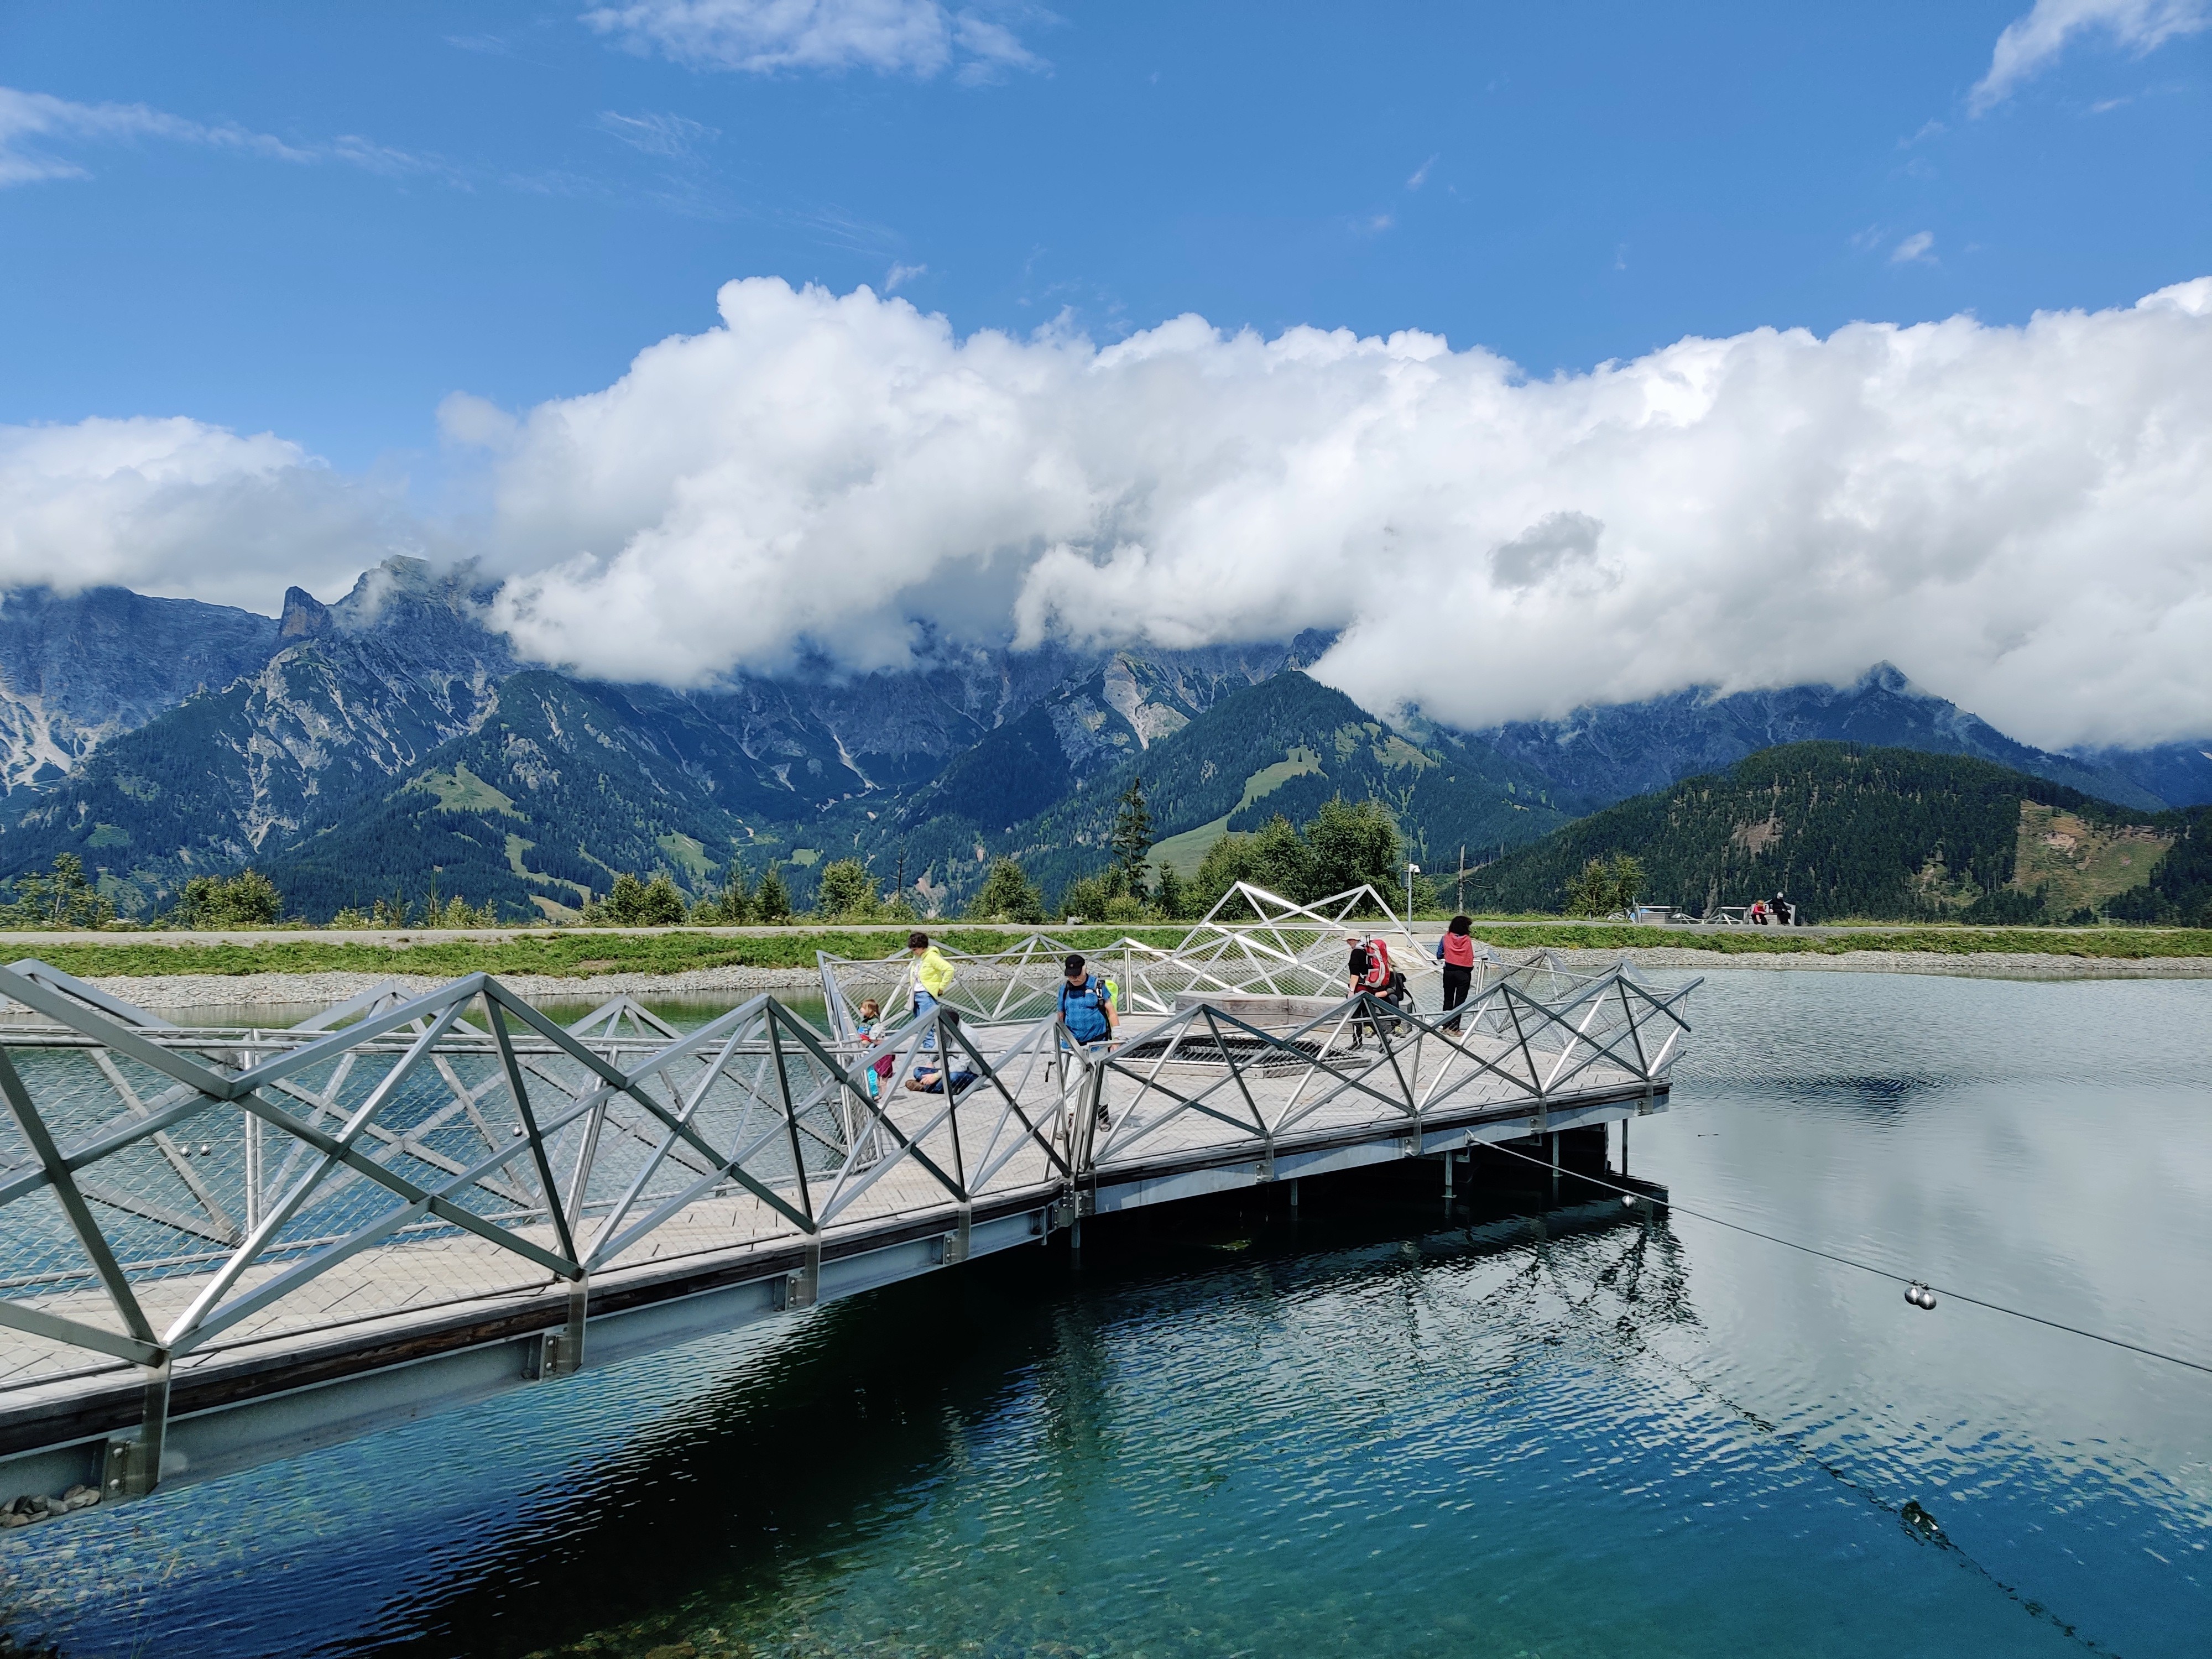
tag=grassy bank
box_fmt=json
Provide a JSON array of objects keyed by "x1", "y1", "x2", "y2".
[
  {"x1": 1, "y1": 921, "x2": 2206, "y2": 979},
  {"x1": 3, "y1": 927, "x2": 1193, "y2": 980}
]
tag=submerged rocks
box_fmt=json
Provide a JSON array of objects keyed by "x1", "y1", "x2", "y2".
[{"x1": 0, "y1": 1486, "x2": 100, "y2": 1527}]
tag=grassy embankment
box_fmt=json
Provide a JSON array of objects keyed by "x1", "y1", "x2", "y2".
[
  {"x1": 3, "y1": 928, "x2": 1191, "y2": 980},
  {"x1": 3, "y1": 921, "x2": 2208, "y2": 979}
]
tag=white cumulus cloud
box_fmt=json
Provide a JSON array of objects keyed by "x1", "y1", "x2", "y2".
[
  {"x1": 459, "y1": 274, "x2": 2212, "y2": 749},
  {"x1": 1972, "y1": 0, "x2": 2211, "y2": 113},
  {"x1": 0, "y1": 416, "x2": 405, "y2": 611},
  {"x1": 581, "y1": 0, "x2": 1045, "y2": 80}
]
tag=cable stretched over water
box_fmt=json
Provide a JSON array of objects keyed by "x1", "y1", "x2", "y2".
[
  {"x1": 1521, "y1": 1230, "x2": 2121, "y2": 1656},
  {"x1": 1477, "y1": 1137, "x2": 2212, "y2": 1378}
]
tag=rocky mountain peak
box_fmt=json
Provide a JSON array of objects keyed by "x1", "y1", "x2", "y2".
[{"x1": 279, "y1": 587, "x2": 331, "y2": 639}]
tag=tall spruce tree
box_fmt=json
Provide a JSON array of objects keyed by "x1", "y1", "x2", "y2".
[
  {"x1": 1110, "y1": 776, "x2": 1155, "y2": 898},
  {"x1": 754, "y1": 864, "x2": 792, "y2": 923}
]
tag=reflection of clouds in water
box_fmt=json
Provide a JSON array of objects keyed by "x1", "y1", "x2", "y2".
[{"x1": 1644, "y1": 969, "x2": 2212, "y2": 1626}]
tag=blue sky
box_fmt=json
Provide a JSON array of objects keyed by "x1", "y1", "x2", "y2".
[
  {"x1": 2, "y1": 3, "x2": 2209, "y2": 746},
  {"x1": 4, "y1": 1, "x2": 2207, "y2": 470}
]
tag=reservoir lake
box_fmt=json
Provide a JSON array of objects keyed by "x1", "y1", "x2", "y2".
[{"x1": 2, "y1": 971, "x2": 2207, "y2": 1657}]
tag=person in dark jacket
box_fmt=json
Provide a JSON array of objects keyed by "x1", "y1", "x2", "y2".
[
  {"x1": 1434, "y1": 914, "x2": 1477, "y2": 1031},
  {"x1": 1344, "y1": 933, "x2": 1371, "y2": 1048}
]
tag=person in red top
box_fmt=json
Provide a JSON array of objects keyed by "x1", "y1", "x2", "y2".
[{"x1": 1434, "y1": 914, "x2": 1477, "y2": 1031}]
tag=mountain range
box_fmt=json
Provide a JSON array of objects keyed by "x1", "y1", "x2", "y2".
[{"x1": 1, "y1": 557, "x2": 2206, "y2": 922}]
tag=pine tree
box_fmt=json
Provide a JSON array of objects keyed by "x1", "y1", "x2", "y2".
[
  {"x1": 1110, "y1": 776, "x2": 1155, "y2": 899},
  {"x1": 700, "y1": 860, "x2": 753, "y2": 925},
  {"x1": 754, "y1": 864, "x2": 792, "y2": 922}
]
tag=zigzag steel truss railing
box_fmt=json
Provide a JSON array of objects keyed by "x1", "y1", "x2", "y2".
[
  {"x1": 0, "y1": 961, "x2": 1082, "y2": 1458},
  {"x1": 0, "y1": 941, "x2": 1691, "y2": 1499},
  {"x1": 1072, "y1": 970, "x2": 1692, "y2": 1177}
]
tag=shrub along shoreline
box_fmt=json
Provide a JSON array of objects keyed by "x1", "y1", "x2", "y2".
[{"x1": 1, "y1": 921, "x2": 2206, "y2": 980}]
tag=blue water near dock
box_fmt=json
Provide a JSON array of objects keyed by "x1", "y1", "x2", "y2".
[{"x1": 4, "y1": 972, "x2": 2208, "y2": 1657}]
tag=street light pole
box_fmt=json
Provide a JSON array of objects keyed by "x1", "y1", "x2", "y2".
[{"x1": 1406, "y1": 862, "x2": 1420, "y2": 919}]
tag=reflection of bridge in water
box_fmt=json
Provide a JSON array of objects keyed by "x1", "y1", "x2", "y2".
[{"x1": 0, "y1": 884, "x2": 1694, "y2": 1520}]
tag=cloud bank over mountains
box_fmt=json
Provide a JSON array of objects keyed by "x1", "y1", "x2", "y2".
[
  {"x1": 4, "y1": 275, "x2": 2209, "y2": 750},
  {"x1": 0, "y1": 415, "x2": 404, "y2": 609}
]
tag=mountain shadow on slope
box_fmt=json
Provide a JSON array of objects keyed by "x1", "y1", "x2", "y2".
[
  {"x1": 893, "y1": 637, "x2": 1340, "y2": 836},
  {"x1": 1465, "y1": 664, "x2": 2173, "y2": 813},
  {"x1": 1458, "y1": 741, "x2": 2180, "y2": 922},
  {"x1": 0, "y1": 586, "x2": 284, "y2": 798},
  {"x1": 946, "y1": 670, "x2": 1577, "y2": 905},
  {"x1": 262, "y1": 672, "x2": 764, "y2": 922},
  {"x1": 2063, "y1": 742, "x2": 2212, "y2": 812}
]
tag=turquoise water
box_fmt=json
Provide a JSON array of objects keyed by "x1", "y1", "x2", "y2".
[{"x1": 3, "y1": 972, "x2": 2208, "y2": 1656}]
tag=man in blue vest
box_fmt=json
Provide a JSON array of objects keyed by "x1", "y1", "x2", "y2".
[
  {"x1": 1055, "y1": 953, "x2": 1119, "y2": 1131},
  {"x1": 1057, "y1": 952, "x2": 1119, "y2": 1047}
]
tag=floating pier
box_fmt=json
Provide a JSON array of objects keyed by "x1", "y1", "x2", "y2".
[{"x1": 0, "y1": 883, "x2": 1694, "y2": 1519}]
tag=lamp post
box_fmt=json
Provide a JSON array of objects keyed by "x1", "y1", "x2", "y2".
[{"x1": 1406, "y1": 862, "x2": 1420, "y2": 919}]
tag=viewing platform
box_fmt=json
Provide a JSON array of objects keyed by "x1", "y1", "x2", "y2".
[{"x1": 0, "y1": 884, "x2": 1694, "y2": 1522}]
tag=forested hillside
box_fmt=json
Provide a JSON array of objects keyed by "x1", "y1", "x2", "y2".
[
  {"x1": 1458, "y1": 742, "x2": 2175, "y2": 922},
  {"x1": 2107, "y1": 806, "x2": 2212, "y2": 926}
]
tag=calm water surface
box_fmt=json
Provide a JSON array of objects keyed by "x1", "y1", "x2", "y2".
[{"x1": 3, "y1": 972, "x2": 2208, "y2": 1657}]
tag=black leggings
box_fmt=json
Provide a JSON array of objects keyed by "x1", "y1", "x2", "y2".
[{"x1": 1441, "y1": 963, "x2": 1473, "y2": 1027}]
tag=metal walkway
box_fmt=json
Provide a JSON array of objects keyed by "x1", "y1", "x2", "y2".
[{"x1": 0, "y1": 884, "x2": 1694, "y2": 1523}]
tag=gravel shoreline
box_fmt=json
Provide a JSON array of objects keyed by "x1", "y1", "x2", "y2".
[{"x1": 13, "y1": 947, "x2": 2200, "y2": 1017}]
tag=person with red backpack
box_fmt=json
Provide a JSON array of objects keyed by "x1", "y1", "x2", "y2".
[
  {"x1": 1360, "y1": 934, "x2": 1394, "y2": 994},
  {"x1": 1345, "y1": 932, "x2": 1402, "y2": 1047}
]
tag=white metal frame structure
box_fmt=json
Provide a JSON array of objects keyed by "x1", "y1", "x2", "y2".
[{"x1": 0, "y1": 919, "x2": 1693, "y2": 1521}]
